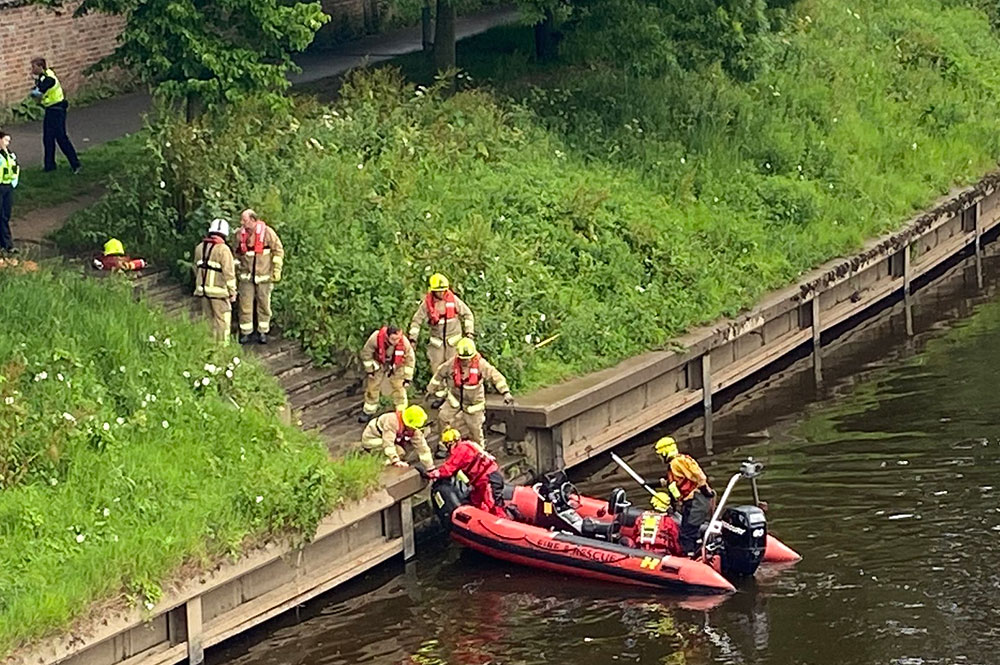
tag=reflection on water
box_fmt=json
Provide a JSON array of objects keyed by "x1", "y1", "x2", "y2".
[{"x1": 213, "y1": 260, "x2": 1000, "y2": 665}]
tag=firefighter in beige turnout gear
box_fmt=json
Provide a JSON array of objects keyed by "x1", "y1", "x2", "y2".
[
  {"x1": 426, "y1": 338, "x2": 513, "y2": 444},
  {"x1": 360, "y1": 405, "x2": 434, "y2": 469},
  {"x1": 408, "y1": 273, "x2": 475, "y2": 370},
  {"x1": 359, "y1": 326, "x2": 415, "y2": 422},
  {"x1": 234, "y1": 209, "x2": 284, "y2": 344},
  {"x1": 192, "y1": 219, "x2": 237, "y2": 344}
]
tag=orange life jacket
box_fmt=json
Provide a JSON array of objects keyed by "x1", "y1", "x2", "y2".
[
  {"x1": 376, "y1": 327, "x2": 406, "y2": 367},
  {"x1": 452, "y1": 355, "x2": 481, "y2": 388},
  {"x1": 668, "y1": 454, "x2": 706, "y2": 501},
  {"x1": 426, "y1": 290, "x2": 457, "y2": 326},
  {"x1": 237, "y1": 222, "x2": 267, "y2": 255}
]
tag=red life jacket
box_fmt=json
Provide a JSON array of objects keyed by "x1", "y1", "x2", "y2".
[
  {"x1": 203, "y1": 235, "x2": 226, "y2": 246},
  {"x1": 376, "y1": 327, "x2": 406, "y2": 367},
  {"x1": 426, "y1": 290, "x2": 457, "y2": 326},
  {"x1": 237, "y1": 222, "x2": 267, "y2": 255},
  {"x1": 455, "y1": 440, "x2": 498, "y2": 485},
  {"x1": 452, "y1": 355, "x2": 480, "y2": 388},
  {"x1": 394, "y1": 411, "x2": 415, "y2": 448}
]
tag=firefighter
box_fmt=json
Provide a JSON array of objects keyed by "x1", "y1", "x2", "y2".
[
  {"x1": 650, "y1": 436, "x2": 715, "y2": 556},
  {"x1": 426, "y1": 338, "x2": 513, "y2": 444},
  {"x1": 92, "y1": 238, "x2": 147, "y2": 272},
  {"x1": 408, "y1": 272, "x2": 475, "y2": 370},
  {"x1": 427, "y1": 428, "x2": 505, "y2": 517},
  {"x1": 234, "y1": 209, "x2": 284, "y2": 345},
  {"x1": 29, "y1": 57, "x2": 81, "y2": 173},
  {"x1": 192, "y1": 219, "x2": 237, "y2": 344},
  {"x1": 359, "y1": 325, "x2": 415, "y2": 422},
  {"x1": 360, "y1": 405, "x2": 433, "y2": 469}
]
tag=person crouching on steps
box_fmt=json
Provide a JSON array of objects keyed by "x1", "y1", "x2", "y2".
[
  {"x1": 234, "y1": 209, "x2": 284, "y2": 344},
  {"x1": 193, "y1": 219, "x2": 237, "y2": 344},
  {"x1": 358, "y1": 325, "x2": 415, "y2": 423},
  {"x1": 360, "y1": 405, "x2": 433, "y2": 470},
  {"x1": 92, "y1": 238, "x2": 147, "y2": 272}
]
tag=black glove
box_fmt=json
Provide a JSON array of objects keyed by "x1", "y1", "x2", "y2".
[
  {"x1": 700, "y1": 486, "x2": 715, "y2": 498},
  {"x1": 431, "y1": 397, "x2": 445, "y2": 410}
]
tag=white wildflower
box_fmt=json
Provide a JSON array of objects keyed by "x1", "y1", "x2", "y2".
[
  {"x1": 163, "y1": 338, "x2": 172, "y2": 347},
  {"x1": 140, "y1": 401, "x2": 147, "y2": 408},
  {"x1": 911, "y1": 142, "x2": 917, "y2": 150},
  {"x1": 255, "y1": 495, "x2": 264, "y2": 504},
  {"x1": 357, "y1": 163, "x2": 364, "y2": 170},
  {"x1": 144, "y1": 600, "x2": 155, "y2": 611},
  {"x1": 102, "y1": 507, "x2": 110, "y2": 517},
  {"x1": 159, "y1": 181, "x2": 166, "y2": 189},
  {"x1": 49, "y1": 477, "x2": 58, "y2": 486},
  {"x1": 116, "y1": 417, "x2": 125, "y2": 425},
  {"x1": 57, "y1": 373, "x2": 64, "y2": 382},
  {"x1": 540, "y1": 313, "x2": 546, "y2": 322},
  {"x1": 636, "y1": 285, "x2": 647, "y2": 293},
  {"x1": 75, "y1": 533, "x2": 86, "y2": 544},
  {"x1": 225, "y1": 369, "x2": 234, "y2": 379},
  {"x1": 182, "y1": 370, "x2": 191, "y2": 379},
  {"x1": 62, "y1": 412, "x2": 76, "y2": 423},
  {"x1": 525, "y1": 334, "x2": 532, "y2": 344},
  {"x1": 119, "y1": 365, "x2": 126, "y2": 373},
  {"x1": 680, "y1": 157, "x2": 686, "y2": 164},
  {"x1": 3, "y1": 396, "x2": 13, "y2": 405},
  {"x1": 162, "y1": 420, "x2": 169, "y2": 429},
  {"x1": 204, "y1": 363, "x2": 217, "y2": 374},
  {"x1": 232, "y1": 357, "x2": 241, "y2": 366},
  {"x1": 148, "y1": 335, "x2": 157, "y2": 343},
  {"x1": 102, "y1": 422, "x2": 111, "y2": 432},
  {"x1": 35, "y1": 371, "x2": 48, "y2": 381},
  {"x1": 201, "y1": 377, "x2": 211, "y2": 386}
]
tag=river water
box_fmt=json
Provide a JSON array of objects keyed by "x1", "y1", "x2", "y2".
[{"x1": 212, "y1": 253, "x2": 1000, "y2": 665}]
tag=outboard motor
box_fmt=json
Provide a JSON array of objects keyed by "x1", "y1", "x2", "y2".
[
  {"x1": 719, "y1": 505, "x2": 767, "y2": 578},
  {"x1": 431, "y1": 477, "x2": 470, "y2": 530}
]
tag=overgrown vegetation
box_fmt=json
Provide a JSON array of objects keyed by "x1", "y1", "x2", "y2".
[
  {"x1": 0, "y1": 269, "x2": 382, "y2": 655},
  {"x1": 56, "y1": 0, "x2": 1000, "y2": 391}
]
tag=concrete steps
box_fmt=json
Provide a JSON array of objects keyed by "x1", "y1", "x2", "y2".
[{"x1": 108, "y1": 266, "x2": 535, "y2": 480}]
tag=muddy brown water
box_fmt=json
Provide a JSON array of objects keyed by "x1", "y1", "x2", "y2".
[{"x1": 211, "y1": 252, "x2": 1000, "y2": 665}]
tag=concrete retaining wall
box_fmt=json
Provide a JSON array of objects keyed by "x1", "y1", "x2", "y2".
[
  {"x1": 8, "y1": 472, "x2": 423, "y2": 665},
  {"x1": 491, "y1": 175, "x2": 1000, "y2": 470}
]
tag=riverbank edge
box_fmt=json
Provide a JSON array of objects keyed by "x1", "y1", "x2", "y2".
[
  {"x1": 11, "y1": 171, "x2": 1000, "y2": 665},
  {"x1": 488, "y1": 171, "x2": 1000, "y2": 469}
]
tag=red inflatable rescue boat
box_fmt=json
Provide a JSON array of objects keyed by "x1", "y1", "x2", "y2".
[{"x1": 432, "y1": 458, "x2": 800, "y2": 596}]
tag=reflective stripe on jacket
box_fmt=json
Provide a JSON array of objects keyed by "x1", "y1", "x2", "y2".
[
  {"x1": 0, "y1": 150, "x2": 18, "y2": 187},
  {"x1": 235, "y1": 222, "x2": 284, "y2": 283},
  {"x1": 408, "y1": 290, "x2": 474, "y2": 347},
  {"x1": 361, "y1": 411, "x2": 432, "y2": 468},
  {"x1": 193, "y1": 238, "x2": 237, "y2": 299},
  {"x1": 39, "y1": 69, "x2": 65, "y2": 108},
  {"x1": 427, "y1": 353, "x2": 509, "y2": 413},
  {"x1": 361, "y1": 329, "x2": 415, "y2": 379}
]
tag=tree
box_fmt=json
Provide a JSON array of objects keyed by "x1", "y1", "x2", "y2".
[
  {"x1": 433, "y1": 0, "x2": 457, "y2": 72},
  {"x1": 33, "y1": 0, "x2": 329, "y2": 118}
]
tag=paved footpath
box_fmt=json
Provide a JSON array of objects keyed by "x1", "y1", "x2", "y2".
[{"x1": 11, "y1": 5, "x2": 519, "y2": 167}]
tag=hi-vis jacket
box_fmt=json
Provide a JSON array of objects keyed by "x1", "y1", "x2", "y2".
[
  {"x1": 427, "y1": 354, "x2": 510, "y2": 414},
  {"x1": 234, "y1": 222, "x2": 284, "y2": 284},
  {"x1": 408, "y1": 290, "x2": 475, "y2": 348},
  {"x1": 361, "y1": 328, "x2": 415, "y2": 380},
  {"x1": 361, "y1": 411, "x2": 433, "y2": 468},
  {"x1": 193, "y1": 237, "x2": 237, "y2": 299},
  {"x1": 661, "y1": 454, "x2": 709, "y2": 503}
]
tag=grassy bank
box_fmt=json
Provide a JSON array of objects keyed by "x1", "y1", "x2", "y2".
[
  {"x1": 0, "y1": 267, "x2": 381, "y2": 655},
  {"x1": 56, "y1": 0, "x2": 1000, "y2": 391}
]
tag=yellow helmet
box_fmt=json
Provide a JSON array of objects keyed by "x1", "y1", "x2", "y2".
[
  {"x1": 429, "y1": 273, "x2": 450, "y2": 291},
  {"x1": 455, "y1": 338, "x2": 477, "y2": 359},
  {"x1": 104, "y1": 238, "x2": 125, "y2": 256},
  {"x1": 402, "y1": 405, "x2": 428, "y2": 429},
  {"x1": 654, "y1": 436, "x2": 678, "y2": 459},
  {"x1": 441, "y1": 428, "x2": 461, "y2": 444}
]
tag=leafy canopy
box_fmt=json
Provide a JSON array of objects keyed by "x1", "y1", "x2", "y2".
[{"x1": 33, "y1": 0, "x2": 329, "y2": 109}]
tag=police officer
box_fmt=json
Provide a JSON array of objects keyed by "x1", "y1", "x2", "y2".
[
  {"x1": 0, "y1": 131, "x2": 19, "y2": 254},
  {"x1": 29, "y1": 57, "x2": 81, "y2": 174}
]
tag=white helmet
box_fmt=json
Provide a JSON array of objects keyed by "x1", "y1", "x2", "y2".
[{"x1": 208, "y1": 218, "x2": 230, "y2": 238}]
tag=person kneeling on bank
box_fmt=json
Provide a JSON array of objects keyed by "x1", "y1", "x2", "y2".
[
  {"x1": 360, "y1": 405, "x2": 433, "y2": 470},
  {"x1": 92, "y1": 238, "x2": 147, "y2": 272},
  {"x1": 427, "y1": 428, "x2": 506, "y2": 517},
  {"x1": 650, "y1": 436, "x2": 715, "y2": 557}
]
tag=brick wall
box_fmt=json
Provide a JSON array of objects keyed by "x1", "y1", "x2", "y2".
[{"x1": 0, "y1": 0, "x2": 124, "y2": 106}]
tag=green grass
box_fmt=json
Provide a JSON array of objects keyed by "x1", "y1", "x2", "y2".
[
  {"x1": 15, "y1": 135, "x2": 144, "y2": 214},
  {"x1": 55, "y1": 0, "x2": 1000, "y2": 392},
  {"x1": 0, "y1": 267, "x2": 382, "y2": 655}
]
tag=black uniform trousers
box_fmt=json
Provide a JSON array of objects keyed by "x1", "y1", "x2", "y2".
[{"x1": 42, "y1": 104, "x2": 81, "y2": 172}]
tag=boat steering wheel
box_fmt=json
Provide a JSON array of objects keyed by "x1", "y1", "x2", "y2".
[{"x1": 560, "y1": 481, "x2": 582, "y2": 509}]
